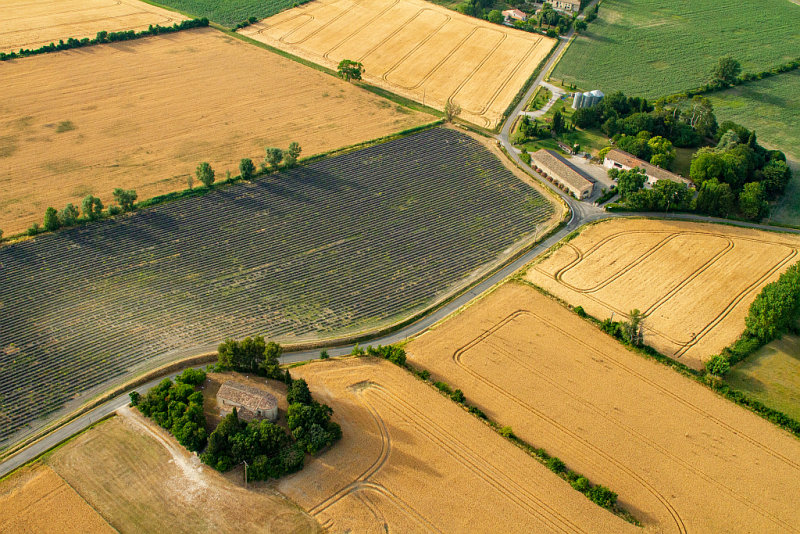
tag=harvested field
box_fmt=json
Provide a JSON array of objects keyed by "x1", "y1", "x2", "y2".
[
  {"x1": 1, "y1": 0, "x2": 187, "y2": 52},
  {"x1": 280, "y1": 357, "x2": 636, "y2": 533},
  {"x1": 0, "y1": 126, "x2": 557, "y2": 447},
  {"x1": 241, "y1": 0, "x2": 555, "y2": 128},
  {"x1": 0, "y1": 464, "x2": 113, "y2": 534},
  {"x1": 406, "y1": 282, "x2": 800, "y2": 533},
  {"x1": 525, "y1": 219, "x2": 800, "y2": 369},
  {"x1": 45, "y1": 412, "x2": 319, "y2": 533},
  {"x1": 0, "y1": 27, "x2": 430, "y2": 235}
]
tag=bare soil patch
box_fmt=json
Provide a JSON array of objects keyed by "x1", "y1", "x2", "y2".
[
  {"x1": 278, "y1": 357, "x2": 635, "y2": 533},
  {"x1": 525, "y1": 219, "x2": 800, "y2": 369},
  {"x1": 46, "y1": 412, "x2": 319, "y2": 534},
  {"x1": 407, "y1": 282, "x2": 800, "y2": 533},
  {"x1": 0, "y1": 27, "x2": 430, "y2": 234},
  {"x1": 0, "y1": 463, "x2": 114, "y2": 534},
  {"x1": 242, "y1": 0, "x2": 555, "y2": 128},
  {"x1": 1, "y1": 0, "x2": 187, "y2": 52}
]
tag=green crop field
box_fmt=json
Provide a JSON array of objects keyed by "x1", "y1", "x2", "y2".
[
  {"x1": 145, "y1": 0, "x2": 311, "y2": 27},
  {"x1": 552, "y1": 0, "x2": 800, "y2": 98},
  {"x1": 708, "y1": 71, "x2": 800, "y2": 226},
  {"x1": 726, "y1": 330, "x2": 800, "y2": 421},
  {"x1": 0, "y1": 127, "x2": 555, "y2": 448}
]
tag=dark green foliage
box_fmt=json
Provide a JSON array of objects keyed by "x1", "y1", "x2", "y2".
[
  {"x1": 176, "y1": 367, "x2": 207, "y2": 386},
  {"x1": 499, "y1": 426, "x2": 515, "y2": 438},
  {"x1": 695, "y1": 178, "x2": 735, "y2": 217},
  {"x1": 365, "y1": 344, "x2": 407, "y2": 366},
  {"x1": 319, "y1": 349, "x2": 330, "y2": 359},
  {"x1": 59, "y1": 204, "x2": 80, "y2": 227},
  {"x1": 705, "y1": 354, "x2": 730, "y2": 376},
  {"x1": 264, "y1": 147, "x2": 283, "y2": 170},
  {"x1": 196, "y1": 162, "x2": 215, "y2": 188},
  {"x1": 287, "y1": 378, "x2": 312, "y2": 405},
  {"x1": 625, "y1": 180, "x2": 692, "y2": 213},
  {"x1": 546, "y1": 457, "x2": 566, "y2": 473},
  {"x1": 574, "y1": 306, "x2": 587, "y2": 317},
  {"x1": 26, "y1": 223, "x2": 40, "y2": 236},
  {"x1": 1, "y1": 19, "x2": 209, "y2": 61},
  {"x1": 217, "y1": 336, "x2": 283, "y2": 379},
  {"x1": 337, "y1": 59, "x2": 364, "y2": 82},
  {"x1": 284, "y1": 142, "x2": 302, "y2": 168},
  {"x1": 239, "y1": 158, "x2": 256, "y2": 180},
  {"x1": 711, "y1": 56, "x2": 742, "y2": 87},
  {"x1": 571, "y1": 476, "x2": 590, "y2": 492},
  {"x1": 136, "y1": 372, "x2": 208, "y2": 452},
  {"x1": 81, "y1": 195, "x2": 103, "y2": 220},
  {"x1": 612, "y1": 168, "x2": 647, "y2": 199},
  {"x1": 418, "y1": 369, "x2": 431, "y2": 381},
  {"x1": 433, "y1": 381, "x2": 452, "y2": 395},
  {"x1": 745, "y1": 263, "x2": 800, "y2": 342},
  {"x1": 287, "y1": 401, "x2": 341, "y2": 454},
  {"x1": 112, "y1": 188, "x2": 137, "y2": 211},
  {"x1": 43, "y1": 207, "x2": 60, "y2": 232},
  {"x1": 587, "y1": 485, "x2": 618, "y2": 509},
  {"x1": 450, "y1": 389, "x2": 465, "y2": 403},
  {"x1": 468, "y1": 405, "x2": 487, "y2": 419},
  {"x1": 738, "y1": 181, "x2": 768, "y2": 220}
]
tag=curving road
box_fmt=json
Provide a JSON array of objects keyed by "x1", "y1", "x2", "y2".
[{"x1": 2, "y1": 2, "x2": 797, "y2": 478}]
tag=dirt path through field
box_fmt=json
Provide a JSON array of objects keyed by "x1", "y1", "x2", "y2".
[
  {"x1": 279, "y1": 357, "x2": 636, "y2": 533},
  {"x1": 407, "y1": 282, "x2": 800, "y2": 532}
]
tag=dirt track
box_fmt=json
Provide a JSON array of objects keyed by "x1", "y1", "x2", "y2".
[
  {"x1": 0, "y1": 463, "x2": 114, "y2": 534},
  {"x1": 242, "y1": 0, "x2": 555, "y2": 128},
  {"x1": 407, "y1": 282, "x2": 800, "y2": 533},
  {"x1": 525, "y1": 219, "x2": 800, "y2": 368},
  {"x1": 0, "y1": 27, "x2": 429, "y2": 234},
  {"x1": 280, "y1": 357, "x2": 635, "y2": 533},
  {"x1": 1, "y1": 0, "x2": 187, "y2": 51}
]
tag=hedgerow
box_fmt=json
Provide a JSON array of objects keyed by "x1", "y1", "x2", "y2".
[{"x1": 1, "y1": 19, "x2": 209, "y2": 61}]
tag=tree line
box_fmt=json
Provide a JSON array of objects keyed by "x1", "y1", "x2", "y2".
[{"x1": 1, "y1": 19, "x2": 210, "y2": 61}]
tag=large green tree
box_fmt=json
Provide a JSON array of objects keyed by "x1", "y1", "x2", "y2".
[
  {"x1": 337, "y1": 59, "x2": 364, "y2": 82},
  {"x1": 711, "y1": 56, "x2": 742, "y2": 86}
]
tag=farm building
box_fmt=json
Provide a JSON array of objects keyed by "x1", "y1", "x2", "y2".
[
  {"x1": 502, "y1": 8, "x2": 527, "y2": 22},
  {"x1": 571, "y1": 89, "x2": 604, "y2": 109},
  {"x1": 603, "y1": 149, "x2": 692, "y2": 187},
  {"x1": 531, "y1": 149, "x2": 594, "y2": 199},
  {"x1": 217, "y1": 381, "x2": 278, "y2": 422},
  {"x1": 551, "y1": 0, "x2": 581, "y2": 12}
]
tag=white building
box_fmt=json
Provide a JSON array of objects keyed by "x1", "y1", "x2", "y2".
[{"x1": 603, "y1": 148, "x2": 692, "y2": 187}]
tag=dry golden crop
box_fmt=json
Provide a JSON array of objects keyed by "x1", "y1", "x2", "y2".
[
  {"x1": 0, "y1": 27, "x2": 430, "y2": 234},
  {"x1": 242, "y1": 0, "x2": 555, "y2": 128},
  {"x1": 407, "y1": 282, "x2": 800, "y2": 533},
  {"x1": 1, "y1": 0, "x2": 186, "y2": 52},
  {"x1": 525, "y1": 219, "x2": 800, "y2": 369},
  {"x1": 280, "y1": 357, "x2": 635, "y2": 533}
]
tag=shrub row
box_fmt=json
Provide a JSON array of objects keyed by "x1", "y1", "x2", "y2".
[
  {"x1": 1, "y1": 19, "x2": 210, "y2": 61},
  {"x1": 678, "y1": 57, "x2": 800, "y2": 98}
]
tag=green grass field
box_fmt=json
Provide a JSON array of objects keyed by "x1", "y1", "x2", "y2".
[
  {"x1": 708, "y1": 71, "x2": 800, "y2": 225},
  {"x1": 146, "y1": 0, "x2": 311, "y2": 27},
  {"x1": 725, "y1": 330, "x2": 800, "y2": 421},
  {"x1": 552, "y1": 0, "x2": 800, "y2": 98}
]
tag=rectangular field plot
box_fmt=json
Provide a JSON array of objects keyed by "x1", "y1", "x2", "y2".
[
  {"x1": 552, "y1": 0, "x2": 800, "y2": 98},
  {"x1": 241, "y1": 0, "x2": 555, "y2": 128},
  {"x1": 0, "y1": 127, "x2": 557, "y2": 447},
  {"x1": 0, "y1": 464, "x2": 114, "y2": 534},
  {"x1": 526, "y1": 219, "x2": 800, "y2": 369},
  {"x1": 0, "y1": 27, "x2": 430, "y2": 235},
  {"x1": 406, "y1": 283, "x2": 800, "y2": 533},
  {"x1": 279, "y1": 357, "x2": 636, "y2": 533},
  {"x1": 1, "y1": 0, "x2": 186, "y2": 52}
]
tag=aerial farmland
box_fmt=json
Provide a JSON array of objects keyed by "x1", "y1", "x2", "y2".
[
  {"x1": 526, "y1": 219, "x2": 800, "y2": 370},
  {"x1": 242, "y1": 0, "x2": 555, "y2": 128},
  {"x1": 407, "y1": 282, "x2": 800, "y2": 532},
  {"x1": 2, "y1": 0, "x2": 800, "y2": 531},
  {"x1": 0, "y1": 27, "x2": 430, "y2": 235},
  {"x1": 1, "y1": 0, "x2": 187, "y2": 51}
]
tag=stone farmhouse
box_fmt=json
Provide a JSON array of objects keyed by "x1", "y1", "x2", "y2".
[
  {"x1": 217, "y1": 380, "x2": 278, "y2": 422},
  {"x1": 603, "y1": 149, "x2": 692, "y2": 187}
]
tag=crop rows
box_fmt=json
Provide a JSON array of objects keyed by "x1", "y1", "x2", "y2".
[{"x1": 0, "y1": 127, "x2": 553, "y2": 445}]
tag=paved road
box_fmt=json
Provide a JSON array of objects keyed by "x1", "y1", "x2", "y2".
[{"x1": 2, "y1": 0, "x2": 796, "y2": 478}]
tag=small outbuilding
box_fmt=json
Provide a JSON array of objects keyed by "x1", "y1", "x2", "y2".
[
  {"x1": 502, "y1": 8, "x2": 528, "y2": 22},
  {"x1": 531, "y1": 149, "x2": 594, "y2": 199},
  {"x1": 552, "y1": 0, "x2": 581, "y2": 12},
  {"x1": 217, "y1": 380, "x2": 278, "y2": 422}
]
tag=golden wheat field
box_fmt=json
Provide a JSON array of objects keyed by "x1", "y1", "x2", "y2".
[
  {"x1": 280, "y1": 357, "x2": 636, "y2": 533},
  {"x1": 0, "y1": 27, "x2": 430, "y2": 235},
  {"x1": 525, "y1": 219, "x2": 800, "y2": 369},
  {"x1": 406, "y1": 282, "x2": 800, "y2": 533},
  {"x1": 0, "y1": 464, "x2": 114, "y2": 534},
  {"x1": 241, "y1": 0, "x2": 555, "y2": 128},
  {"x1": 1, "y1": 0, "x2": 186, "y2": 52}
]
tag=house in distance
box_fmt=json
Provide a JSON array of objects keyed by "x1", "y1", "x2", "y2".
[
  {"x1": 603, "y1": 148, "x2": 692, "y2": 187},
  {"x1": 502, "y1": 8, "x2": 527, "y2": 22},
  {"x1": 216, "y1": 380, "x2": 278, "y2": 422}
]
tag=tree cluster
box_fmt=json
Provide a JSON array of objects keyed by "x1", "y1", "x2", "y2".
[
  {"x1": 217, "y1": 336, "x2": 284, "y2": 380},
  {"x1": 130, "y1": 368, "x2": 208, "y2": 452},
  {"x1": 1, "y1": 19, "x2": 210, "y2": 61},
  {"x1": 26, "y1": 189, "x2": 136, "y2": 237},
  {"x1": 690, "y1": 122, "x2": 791, "y2": 220},
  {"x1": 287, "y1": 378, "x2": 342, "y2": 454}
]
